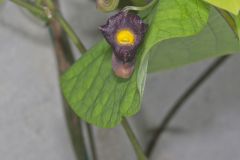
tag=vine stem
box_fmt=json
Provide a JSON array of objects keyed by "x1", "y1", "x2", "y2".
[
  {"x1": 146, "y1": 8, "x2": 240, "y2": 157},
  {"x1": 123, "y1": 0, "x2": 157, "y2": 12},
  {"x1": 145, "y1": 56, "x2": 229, "y2": 157},
  {"x1": 44, "y1": 0, "x2": 87, "y2": 53},
  {"x1": 11, "y1": 0, "x2": 47, "y2": 19},
  {"x1": 49, "y1": 20, "x2": 89, "y2": 160},
  {"x1": 86, "y1": 124, "x2": 98, "y2": 160},
  {"x1": 46, "y1": 1, "x2": 98, "y2": 160},
  {"x1": 35, "y1": 0, "x2": 44, "y2": 6},
  {"x1": 11, "y1": 0, "x2": 87, "y2": 54},
  {"x1": 45, "y1": 1, "x2": 89, "y2": 160},
  {"x1": 130, "y1": 0, "x2": 147, "y2": 6},
  {"x1": 54, "y1": 13, "x2": 87, "y2": 53},
  {"x1": 11, "y1": 0, "x2": 97, "y2": 159},
  {"x1": 122, "y1": 118, "x2": 148, "y2": 160}
]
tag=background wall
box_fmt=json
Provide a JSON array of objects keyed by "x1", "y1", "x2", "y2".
[{"x1": 0, "y1": 0, "x2": 240, "y2": 160}]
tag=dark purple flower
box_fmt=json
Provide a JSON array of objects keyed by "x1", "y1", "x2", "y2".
[
  {"x1": 99, "y1": 11, "x2": 148, "y2": 78},
  {"x1": 99, "y1": 11, "x2": 147, "y2": 63}
]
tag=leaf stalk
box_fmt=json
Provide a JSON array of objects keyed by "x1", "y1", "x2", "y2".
[
  {"x1": 123, "y1": 0, "x2": 157, "y2": 12},
  {"x1": 122, "y1": 118, "x2": 148, "y2": 160},
  {"x1": 145, "y1": 56, "x2": 229, "y2": 157}
]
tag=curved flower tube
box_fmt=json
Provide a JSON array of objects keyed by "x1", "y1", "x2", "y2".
[{"x1": 99, "y1": 11, "x2": 148, "y2": 78}]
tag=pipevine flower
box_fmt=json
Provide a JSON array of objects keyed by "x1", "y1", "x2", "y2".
[{"x1": 99, "y1": 11, "x2": 148, "y2": 78}]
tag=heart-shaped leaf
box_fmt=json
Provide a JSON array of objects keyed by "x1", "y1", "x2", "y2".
[
  {"x1": 148, "y1": 8, "x2": 240, "y2": 72},
  {"x1": 61, "y1": 0, "x2": 210, "y2": 128},
  {"x1": 61, "y1": 40, "x2": 141, "y2": 127},
  {"x1": 137, "y1": 0, "x2": 210, "y2": 97}
]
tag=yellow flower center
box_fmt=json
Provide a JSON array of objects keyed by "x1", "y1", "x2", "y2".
[{"x1": 116, "y1": 29, "x2": 135, "y2": 46}]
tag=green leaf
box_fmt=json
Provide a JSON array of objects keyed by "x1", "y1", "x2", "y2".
[
  {"x1": 203, "y1": 0, "x2": 240, "y2": 15},
  {"x1": 61, "y1": 40, "x2": 141, "y2": 128},
  {"x1": 148, "y1": 8, "x2": 240, "y2": 72},
  {"x1": 61, "y1": 0, "x2": 210, "y2": 128},
  {"x1": 137, "y1": 0, "x2": 210, "y2": 97}
]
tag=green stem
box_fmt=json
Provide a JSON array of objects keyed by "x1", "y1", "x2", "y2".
[
  {"x1": 54, "y1": 13, "x2": 87, "y2": 53},
  {"x1": 11, "y1": 0, "x2": 86, "y2": 54},
  {"x1": 44, "y1": 0, "x2": 55, "y2": 10},
  {"x1": 11, "y1": 0, "x2": 47, "y2": 20},
  {"x1": 13, "y1": 0, "x2": 91, "y2": 159},
  {"x1": 145, "y1": 8, "x2": 239, "y2": 158},
  {"x1": 48, "y1": 1, "x2": 98, "y2": 160},
  {"x1": 145, "y1": 56, "x2": 229, "y2": 157},
  {"x1": 130, "y1": 0, "x2": 147, "y2": 6},
  {"x1": 122, "y1": 118, "x2": 147, "y2": 160},
  {"x1": 42, "y1": 0, "x2": 86, "y2": 53},
  {"x1": 47, "y1": 1, "x2": 97, "y2": 159},
  {"x1": 49, "y1": 24, "x2": 89, "y2": 159},
  {"x1": 123, "y1": 0, "x2": 157, "y2": 12},
  {"x1": 35, "y1": 0, "x2": 44, "y2": 6},
  {"x1": 44, "y1": 2, "x2": 89, "y2": 160},
  {"x1": 86, "y1": 125, "x2": 98, "y2": 160}
]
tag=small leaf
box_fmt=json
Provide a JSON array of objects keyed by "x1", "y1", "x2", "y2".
[
  {"x1": 203, "y1": 0, "x2": 240, "y2": 15},
  {"x1": 61, "y1": 40, "x2": 140, "y2": 128},
  {"x1": 148, "y1": 8, "x2": 240, "y2": 72}
]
